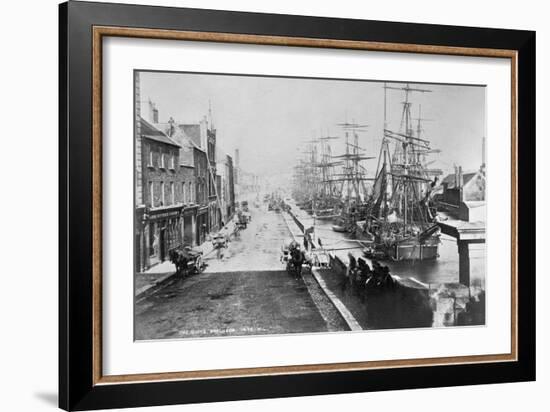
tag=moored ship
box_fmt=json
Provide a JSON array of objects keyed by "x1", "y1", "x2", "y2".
[
  {"x1": 330, "y1": 121, "x2": 374, "y2": 233},
  {"x1": 360, "y1": 83, "x2": 442, "y2": 261}
]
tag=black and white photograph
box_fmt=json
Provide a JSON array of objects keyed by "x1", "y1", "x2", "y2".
[
  {"x1": 134, "y1": 71, "x2": 487, "y2": 340},
  {"x1": 0, "y1": 0, "x2": 541, "y2": 410}
]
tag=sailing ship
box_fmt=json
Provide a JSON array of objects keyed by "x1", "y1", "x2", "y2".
[
  {"x1": 292, "y1": 144, "x2": 318, "y2": 213},
  {"x1": 293, "y1": 135, "x2": 342, "y2": 220},
  {"x1": 359, "y1": 83, "x2": 442, "y2": 260},
  {"x1": 312, "y1": 135, "x2": 342, "y2": 220},
  {"x1": 330, "y1": 122, "x2": 375, "y2": 233}
]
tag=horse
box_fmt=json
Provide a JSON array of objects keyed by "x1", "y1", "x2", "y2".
[
  {"x1": 169, "y1": 247, "x2": 204, "y2": 277},
  {"x1": 169, "y1": 249, "x2": 189, "y2": 276},
  {"x1": 287, "y1": 247, "x2": 305, "y2": 278}
]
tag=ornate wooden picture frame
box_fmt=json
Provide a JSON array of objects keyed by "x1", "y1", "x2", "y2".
[{"x1": 59, "y1": 1, "x2": 535, "y2": 410}]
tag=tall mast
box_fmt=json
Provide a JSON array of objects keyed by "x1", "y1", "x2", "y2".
[
  {"x1": 383, "y1": 82, "x2": 388, "y2": 168},
  {"x1": 376, "y1": 83, "x2": 391, "y2": 176},
  {"x1": 345, "y1": 131, "x2": 350, "y2": 201},
  {"x1": 384, "y1": 83, "x2": 432, "y2": 228}
]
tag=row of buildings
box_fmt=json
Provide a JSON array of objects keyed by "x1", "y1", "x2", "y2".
[{"x1": 134, "y1": 80, "x2": 238, "y2": 272}]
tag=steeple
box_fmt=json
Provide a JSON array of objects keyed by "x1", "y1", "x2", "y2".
[{"x1": 208, "y1": 100, "x2": 214, "y2": 129}]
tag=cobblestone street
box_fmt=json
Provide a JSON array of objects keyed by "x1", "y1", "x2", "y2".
[{"x1": 135, "y1": 206, "x2": 348, "y2": 340}]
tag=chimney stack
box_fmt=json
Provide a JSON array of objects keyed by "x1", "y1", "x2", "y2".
[
  {"x1": 454, "y1": 165, "x2": 459, "y2": 187},
  {"x1": 146, "y1": 99, "x2": 159, "y2": 124},
  {"x1": 208, "y1": 100, "x2": 214, "y2": 129}
]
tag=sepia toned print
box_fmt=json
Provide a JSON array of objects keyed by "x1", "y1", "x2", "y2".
[{"x1": 134, "y1": 70, "x2": 486, "y2": 340}]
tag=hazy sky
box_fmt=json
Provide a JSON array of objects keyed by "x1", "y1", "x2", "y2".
[{"x1": 139, "y1": 71, "x2": 485, "y2": 180}]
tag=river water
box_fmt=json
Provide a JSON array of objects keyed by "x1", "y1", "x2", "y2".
[{"x1": 288, "y1": 201, "x2": 486, "y2": 288}]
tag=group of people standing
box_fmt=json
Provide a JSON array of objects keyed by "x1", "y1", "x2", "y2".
[{"x1": 344, "y1": 253, "x2": 395, "y2": 297}]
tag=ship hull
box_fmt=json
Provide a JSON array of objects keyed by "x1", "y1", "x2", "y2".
[
  {"x1": 315, "y1": 214, "x2": 336, "y2": 221},
  {"x1": 390, "y1": 240, "x2": 439, "y2": 260},
  {"x1": 332, "y1": 224, "x2": 347, "y2": 233},
  {"x1": 364, "y1": 235, "x2": 439, "y2": 261}
]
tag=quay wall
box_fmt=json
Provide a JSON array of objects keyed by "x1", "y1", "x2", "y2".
[
  {"x1": 285, "y1": 203, "x2": 485, "y2": 328},
  {"x1": 283, "y1": 208, "x2": 435, "y2": 329}
]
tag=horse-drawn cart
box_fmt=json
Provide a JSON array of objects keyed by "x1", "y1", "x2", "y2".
[
  {"x1": 309, "y1": 249, "x2": 331, "y2": 268},
  {"x1": 169, "y1": 246, "x2": 205, "y2": 277},
  {"x1": 280, "y1": 240, "x2": 309, "y2": 278}
]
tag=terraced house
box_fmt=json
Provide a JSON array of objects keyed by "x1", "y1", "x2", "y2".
[{"x1": 135, "y1": 117, "x2": 186, "y2": 271}]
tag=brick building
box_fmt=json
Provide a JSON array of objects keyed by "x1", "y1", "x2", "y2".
[
  {"x1": 159, "y1": 118, "x2": 219, "y2": 244},
  {"x1": 206, "y1": 126, "x2": 222, "y2": 232},
  {"x1": 227, "y1": 155, "x2": 235, "y2": 218},
  {"x1": 178, "y1": 165, "x2": 198, "y2": 247},
  {"x1": 172, "y1": 123, "x2": 209, "y2": 244},
  {"x1": 159, "y1": 118, "x2": 200, "y2": 247},
  {"x1": 216, "y1": 150, "x2": 236, "y2": 221},
  {"x1": 134, "y1": 88, "x2": 234, "y2": 270},
  {"x1": 136, "y1": 117, "x2": 185, "y2": 271}
]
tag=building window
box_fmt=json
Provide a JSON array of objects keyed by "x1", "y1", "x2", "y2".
[
  {"x1": 170, "y1": 182, "x2": 175, "y2": 205},
  {"x1": 148, "y1": 148, "x2": 154, "y2": 167},
  {"x1": 149, "y1": 181, "x2": 154, "y2": 207},
  {"x1": 181, "y1": 182, "x2": 186, "y2": 203},
  {"x1": 189, "y1": 182, "x2": 193, "y2": 203},
  {"x1": 169, "y1": 154, "x2": 175, "y2": 170},
  {"x1": 160, "y1": 181, "x2": 165, "y2": 206},
  {"x1": 160, "y1": 151, "x2": 165, "y2": 169}
]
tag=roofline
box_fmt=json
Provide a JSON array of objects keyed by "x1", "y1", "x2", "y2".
[
  {"x1": 142, "y1": 134, "x2": 181, "y2": 148},
  {"x1": 192, "y1": 144, "x2": 206, "y2": 154},
  {"x1": 140, "y1": 116, "x2": 181, "y2": 147}
]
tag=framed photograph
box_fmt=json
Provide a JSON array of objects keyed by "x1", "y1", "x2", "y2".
[{"x1": 59, "y1": 1, "x2": 535, "y2": 410}]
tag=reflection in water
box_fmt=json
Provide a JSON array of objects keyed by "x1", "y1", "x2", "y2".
[
  {"x1": 315, "y1": 220, "x2": 485, "y2": 286},
  {"x1": 384, "y1": 235, "x2": 486, "y2": 287},
  {"x1": 364, "y1": 284, "x2": 434, "y2": 329}
]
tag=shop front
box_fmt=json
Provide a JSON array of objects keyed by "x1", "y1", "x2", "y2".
[
  {"x1": 182, "y1": 205, "x2": 198, "y2": 247},
  {"x1": 137, "y1": 205, "x2": 184, "y2": 271},
  {"x1": 196, "y1": 206, "x2": 208, "y2": 246}
]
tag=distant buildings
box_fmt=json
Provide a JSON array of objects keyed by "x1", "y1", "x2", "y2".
[
  {"x1": 437, "y1": 165, "x2": 486, "y2": 222},
  {"x1": 233, "y1": 149, "x2": 261, "y2": 202},
  {"x1": 435, "y1": 135, "x2": 486, "y2": 222}
]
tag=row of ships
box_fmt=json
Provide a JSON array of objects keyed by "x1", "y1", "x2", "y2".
[{"x1": 292, "y1": 83, "x2": 443, "y2": 261}]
